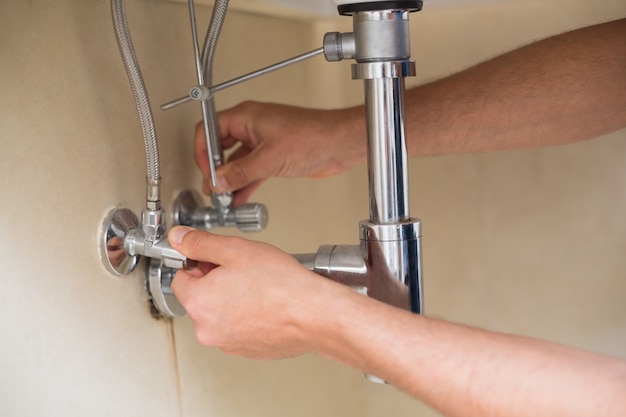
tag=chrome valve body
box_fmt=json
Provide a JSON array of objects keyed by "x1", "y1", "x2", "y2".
[
  {"x1": 101, "y1": 207, "x2": 193, "y2": 275},
  {"x1": 173, "y1": 190, "x2": 268, "y2": 233}
]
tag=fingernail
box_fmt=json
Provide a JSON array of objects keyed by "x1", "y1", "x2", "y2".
[{"x1": 169, "y1": 226, "x2": 192, "y2": 245}]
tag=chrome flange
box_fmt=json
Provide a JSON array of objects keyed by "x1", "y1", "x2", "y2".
[
  {"x1": 172, "y1": 189, "x2": 203, "y2": 226},
  {"x1": 101, "y1": 208, "x2": 140, "y2": 276}
]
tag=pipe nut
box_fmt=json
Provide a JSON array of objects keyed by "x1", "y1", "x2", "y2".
[{"x1": 141, "y1": 208, "x2": 166, "y2": 241}]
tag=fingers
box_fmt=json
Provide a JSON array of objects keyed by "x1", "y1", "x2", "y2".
[
  {"x1": 170, "y1": 267, "x2": 199, "y2": 305},
  {"x1": 194, "y1": 116, "x2": 241, "y2": 175},
  {"x1": 217, "y1": 152, "x2": 275, "y2": 195},
  {"x1": 231, "y1": 180, "x2": 264, "y2": 207},
  {"x1": 194, "y1": 121, "x2": 237, "y2": 192},
  {"x1": 195, "y1": 103, "x2": 272, "y2": 198}
]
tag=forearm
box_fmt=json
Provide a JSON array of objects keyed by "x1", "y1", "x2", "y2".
[
  {"x1": 403, "y1": 18, "x2": 626, "y2": 156},
  {"x1": 304, "y1": 285, "x2": 626, "y2": 417}
]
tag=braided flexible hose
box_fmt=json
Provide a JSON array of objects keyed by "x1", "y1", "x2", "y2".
[
  {"x1": 111, "y1": 0, "x2": 161, "y2": 203},
  {"x1": 200, "y1": 0, "x2": 229, "y2": 169},
  {"x1": 201, "y1": 0, "x2": 229, "y2": 85}
]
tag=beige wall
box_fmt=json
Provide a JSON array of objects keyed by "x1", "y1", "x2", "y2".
[{"x1": 1, "y1": 1, "x2": 625, "y2": 416}]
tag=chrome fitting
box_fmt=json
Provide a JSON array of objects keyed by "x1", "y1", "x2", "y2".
[
  {"x1": 352, "y1": 10, "x2": 411, "y2": 62},
  {"x1": 211, "y1": 191, "x2": 234, "y2": 212},
  {"x1": 323, "y1": 32, "x2": 355, "y2": 62},
  {"x1": 293, "y1": 218, "x2": 422, "y2": 314},
  {"x1": 173, "y1": 189, "x2": 268, "y2": 233},
  {"x1": 146, "y1": 178, "x2": 161, "y2": 211},
  {"x1": 124, "y1": 228, "x2": 193, "y2": 270},
  {"x1": 352, "y1": 60, "x2": 415, "y2": 80},
  {"x1": 359, "y1": 219, "x2": 422, "y2": 313},
  {"x1": 100, "y1": 207, "x2": 193, "y2": 275},
  {"x1": 141, "y1": 207, "x2": 166, "y2": 242},
  {"x1": 294, "y1": 245, "x2": 367, "y2": 288},
  {"x1": 189, "y1": 85, "x2": 211, "y2": 101}
]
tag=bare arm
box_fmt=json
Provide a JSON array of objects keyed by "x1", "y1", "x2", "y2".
[
  {"x1": 314, "y1": 289, "x2": 626, "y2": 417},
  {"x1": 169, "y1": 227, "x2": 626, "y2": 417},
  {"x1": 402, "y1": 17, "x2": 626, "y2": 156},
  {"x1": 199, "y1": 18, "x2": 626, "y2": 200}
]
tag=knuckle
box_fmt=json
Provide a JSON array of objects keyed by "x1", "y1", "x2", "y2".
[
  {"x1": 229, "y1": 162, "x2": 249, "y2": 188},
  {"x1": 182, "y1": 297, "x2": 203, "y2": 320},
  {"x1": 238, "y1": 100, "x2": 258, "y2": 112},
  {"x1": 195, "y1": 120, "x2": 205, "y2": 139},
  {"x1": 195, "y1": 328, "x2": 216, "y2": 347}
]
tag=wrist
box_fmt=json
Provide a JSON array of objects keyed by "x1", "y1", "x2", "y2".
[
  {"x1": 291, "y1": 276, "x2": 356, "y2": 356},
  {"x1": 328, "y1": 105, "x2": 368, "y2": 170}
]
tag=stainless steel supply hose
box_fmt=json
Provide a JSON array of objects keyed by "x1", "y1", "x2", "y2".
[
  {"x1": 201, "y1": 0, "x2": 229, "y2": 85},
  {"x1": 111, "y1": 0, "x2": 161, "y2": 208},
  {"x1": 200, "y1": 0, "x2": 229, "y2": 178}
]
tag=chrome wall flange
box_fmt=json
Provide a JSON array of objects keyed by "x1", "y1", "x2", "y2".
[
  {"x1": 146, "y1": 258, "x2": 186, "y2": 318},
  {"x1": 172, "y1": 189, "x2": 203, "y2": 226},
  {"x1": 101, "y1": 208, "x2": 141, "y2": 276}
]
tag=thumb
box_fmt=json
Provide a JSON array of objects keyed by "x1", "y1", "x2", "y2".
[{"x1": 168, "y1": 226, "x2": 239, "y2": 265}]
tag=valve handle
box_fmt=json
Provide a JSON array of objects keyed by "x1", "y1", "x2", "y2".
[
  {"x1": 161, "y1": 47, "x2": 325, "y2": 111},
  {"x1": 234, "y1": 203, "x2": 269, "y2": 232},
  {"x1": 172, "y1": 190, "x2": 269, "y2": 232},
  {"x1": 187, "y1": 0, "x2": 219, "y2": 188}
]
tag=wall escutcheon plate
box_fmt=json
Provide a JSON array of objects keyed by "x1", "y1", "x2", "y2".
[
  {"x1": 101, "y1": 208, "x2": 140, "y2": 276},
  {"x1": 172, "y1": 189, "x2": 202, "y2": 226}
]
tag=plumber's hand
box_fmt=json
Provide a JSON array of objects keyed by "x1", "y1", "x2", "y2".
[
  {"x1": 195, "y1": 101, "x2": 366, "y2": 206},
  {"x1": 168, "y1": 226, "x2": 332, "y2": 359}
]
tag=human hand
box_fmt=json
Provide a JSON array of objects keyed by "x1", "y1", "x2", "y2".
[
  {"x1": 195, "y1": 101, "x2": 366, "y2": 206},
  {"x1": 168, "y1": 226, "x2": 332, "y2": 359}
]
